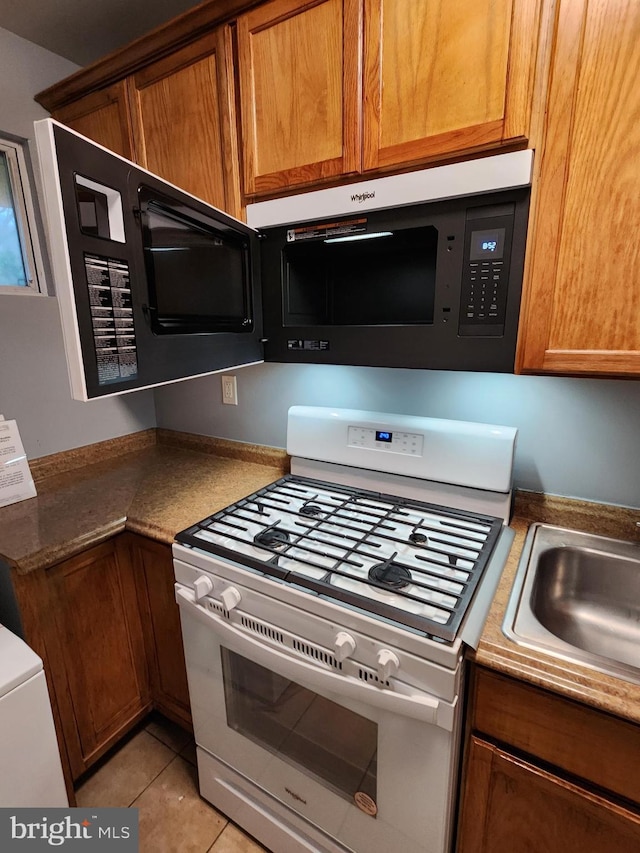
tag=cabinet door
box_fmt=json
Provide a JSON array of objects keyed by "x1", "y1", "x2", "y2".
[
  {"x1": 129, "y1": 536, "x2": 191, "y2": 729},
  {"x1": 128, "y1": 29, "x2": 241, "y2": 217},
  {"x1": 53, "y1": 81, "x2": 135, "y2": 160},
  {"x1": 458, "y1": 737, "x2": 640, "y2": 853},
  {"x1": 363, "y1": 0, "x2": 541, "y2": 171},
  {"x1": 47, "y1": 540, "x2": 151, "y2": 778},
  {"x1": 237, "y1": 0, "x2": 362, "y2": 196},
  {"x1": 517, "y1": 0, "x2": 640, "y2": 376}
]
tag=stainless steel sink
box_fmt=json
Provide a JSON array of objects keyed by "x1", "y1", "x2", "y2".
[{"x1": 503, "y1": 524, "x2": 640, "y2": 684}]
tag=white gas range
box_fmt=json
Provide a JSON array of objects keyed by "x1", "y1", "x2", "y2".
[{"x1": 173, "y1": 407, "x2": 517, "y2": 853}]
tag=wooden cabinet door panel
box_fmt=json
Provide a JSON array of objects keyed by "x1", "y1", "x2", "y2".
[
  {"x1": 363, "y1": 0, "x2": 540, "y2": 171},
  {"x1": 48, "y1": 540, "x2": 150, "y2": 770},
  {"x1": 238, "y1": 0, "x2": 361, "y2": 195},
  {"x1": 130, "y1": 536, "x2": 191, "y2": 729},
  {"x1": 128, "y1": 30, "x2": 240, "y2": 216},
  {"x1": 458, "y1": 737, "x2": 640, "y2": 853},
  {"x1": 472, "y1": 668, "x2": 640, "y2": 805},
  {"x1": 53, "y1": 81, "x2": 135, "y2": 159},
  {"x1": 517, "y1": 0, "x2": 640, "y2": 375}
]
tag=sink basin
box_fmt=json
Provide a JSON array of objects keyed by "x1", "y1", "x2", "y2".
[{"x1": 503, "y1": 524, "x2": 640, "y2": 684}]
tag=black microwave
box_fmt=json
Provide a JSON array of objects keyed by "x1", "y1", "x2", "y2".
[
  {"x1": 257, "y1": 187, "x2": 530, "y2": 371},
  {"x1": 35, "y1": 119, "x2": 531, "y2": 400}
]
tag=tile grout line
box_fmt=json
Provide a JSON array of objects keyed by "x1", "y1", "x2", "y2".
[
  {"x1": 127, "y1": 744, "x2": 232, "y2": 851},
  {"x1": 126, "y1": 747, "x2": 180, "y2": 808}
]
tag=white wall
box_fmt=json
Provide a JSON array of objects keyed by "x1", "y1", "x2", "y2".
[
  {"x1": 0, "y1": 28, "x2": 156, "y2": 459},
  {"x1": 154, "y1": 363, "x2": 640, "y2": 509}
]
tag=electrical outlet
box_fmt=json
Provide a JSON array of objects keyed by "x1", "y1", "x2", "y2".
[{"x1": 221, "y1": 374, "x2": 238, "y2": 405}]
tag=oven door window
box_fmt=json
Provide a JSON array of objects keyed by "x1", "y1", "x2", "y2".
[{"x1": 221, "y1": 649, "x2": 377, "y2": 805}]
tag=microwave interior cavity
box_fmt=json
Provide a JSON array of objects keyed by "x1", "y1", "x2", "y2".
[{"x1": 283, "y1": 224, "x2": 438, "y2": 326}]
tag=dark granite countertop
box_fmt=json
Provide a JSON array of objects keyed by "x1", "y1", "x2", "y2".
[{"x1": 0, "y1": 430, "x2": 288, "y2": 575}]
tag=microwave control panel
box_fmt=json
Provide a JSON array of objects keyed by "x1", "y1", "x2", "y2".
[{"x1": 458, "y1": 205, "x2": 515, "y2": 337}]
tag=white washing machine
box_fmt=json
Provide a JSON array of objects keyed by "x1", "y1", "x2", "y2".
[{"x1": 0, "y1": 624, "x2": 68, "y2": 806}]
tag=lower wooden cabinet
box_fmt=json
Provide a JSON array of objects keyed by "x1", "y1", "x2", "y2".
[
  {"x1": 459, "y1": 737, "x2": 640, "y2": 853},
  {"x1": 128, "y1": 535, "x2": 191, "y2": 729},
  {"x1": 12, "y1": 539, "x2": 151, "y2": 783},
  {"x1": 10, "y1": 534, "x2": 191, "y2": 795},
  {"x1": 457, "y1": 667, "x2": 640, "y2": 853}
]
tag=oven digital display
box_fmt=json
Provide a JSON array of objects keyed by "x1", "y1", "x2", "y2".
[{"x1": 375, "y1": 430, "x2": 393, "y2": 443}]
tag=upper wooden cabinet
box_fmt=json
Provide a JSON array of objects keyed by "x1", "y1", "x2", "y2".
[
  {"x1": 362, "y1": 0, "x2": 541, "y2": 171},
  {"x1": 128, "y1": 30, "x2": 241, "y2": 215},
  {"x1": 45, "y1": 0, "x2": 544, "y2": 202},
  {"x1": 53, "y1": 81, "x2": 135, "y2": 160},
  {"x1": 52, "y1": 27, "x2": 242, "y2": 217},
  {"x1": 236, "y1": 0, "x2": 542, "y2": 195},
  {"x1": 236, "y1": 0, "x2": 362, "y2": 195},
  {"x1": 517, "y1": 0, "x2": 640, "y2": 376}
]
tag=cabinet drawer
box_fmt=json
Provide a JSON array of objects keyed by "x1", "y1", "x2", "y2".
[{"x1": 472, "y1": 667, "x2": 640, "y2": 805}]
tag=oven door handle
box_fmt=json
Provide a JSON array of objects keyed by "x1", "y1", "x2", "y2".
[{"x1": 176, "y1": 586, "x2": 455, "y2": 731}]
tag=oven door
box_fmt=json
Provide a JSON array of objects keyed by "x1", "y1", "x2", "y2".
[{"x1": 176, "y1": 583, "x2": 461, "y2": 853}]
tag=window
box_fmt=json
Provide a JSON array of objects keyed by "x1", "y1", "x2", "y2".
[{"x1": 0, "y1": 137, "x2": 45, "y2": 293}]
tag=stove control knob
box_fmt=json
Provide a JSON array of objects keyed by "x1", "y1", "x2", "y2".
[
  {"x1": 220, "y1": 586, "x2": 241, "y2": 612},
  {"x1": 193, "y1": 575, "x2": 213, "y2": 601},
  {"x1": 334, "y1": 632, "x2": 356, "y2": 662},
  {"x1": 376, "y1": 649, "x2": 400, "y2": 682}
]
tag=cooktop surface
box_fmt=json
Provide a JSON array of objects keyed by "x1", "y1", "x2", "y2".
[{"x1": 176, "y1": 475, "x2": 504, "y2": 642}]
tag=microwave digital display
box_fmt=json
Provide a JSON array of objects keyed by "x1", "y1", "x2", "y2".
[{"x1": 469, "y1": 228, "x2": 506, "y2": 260}]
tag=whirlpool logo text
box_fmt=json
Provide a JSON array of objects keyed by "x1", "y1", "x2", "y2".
[{"x1": 350, "y1": 191, "x2": 375, "y2": 204}]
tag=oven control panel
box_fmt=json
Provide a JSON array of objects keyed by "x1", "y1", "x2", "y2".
[
  {"x1": 287, "y1": 406, "x2": 517, "y2": 493},
  {"x1": 348, "y1": 426, "x2": 424, "y2": 456}
]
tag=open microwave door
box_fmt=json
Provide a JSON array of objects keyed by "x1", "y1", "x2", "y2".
[{"x1": 34, "y1": 119, "x2": 263, "y2": 401}]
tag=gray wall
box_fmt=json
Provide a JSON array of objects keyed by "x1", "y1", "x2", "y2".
[
  {"x1": 154, "y1": 363, "x2": 640, "y2": 509},
  {"x1": 0, "y1": 28, "x2": 156, "y2": 459}
]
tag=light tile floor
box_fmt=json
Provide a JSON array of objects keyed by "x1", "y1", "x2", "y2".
[{"x1": 75, "y1": 714, "x2": 270, "y2": 853}]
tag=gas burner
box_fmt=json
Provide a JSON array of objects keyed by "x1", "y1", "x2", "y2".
[
  {"x1": 368, "y1": 554, "x2": 412, "y2": 590},
  {"x1": 300, "y1": 502, "x2": 324, "y2": 517},
  {"x1": 254, "y1": 526, "x2": 290, "y2": 549},
  {"x1": 409, "y1": 520, "x2": 427, "y2": 545},
  {"x1": 409, "y1": 531, "x2": 427, "y2": 545}
]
